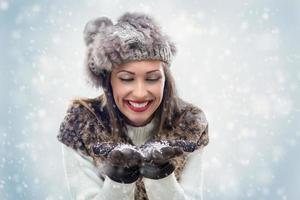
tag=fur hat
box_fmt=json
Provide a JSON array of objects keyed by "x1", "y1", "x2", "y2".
[{"x1": 83, "y1": 12, "x2": 177, "y2": 88}]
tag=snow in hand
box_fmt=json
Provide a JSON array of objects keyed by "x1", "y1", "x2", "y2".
[
  {"x1": 140, "y1": 141, "x2": 170, "y2": 157},
  {"x1": 114, "y1": 144, "x2": 137, "y2": 151}
]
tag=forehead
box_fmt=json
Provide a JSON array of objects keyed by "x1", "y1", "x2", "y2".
[{"x1": 114, "y1": 60, "x2": 163, "y2": 74}]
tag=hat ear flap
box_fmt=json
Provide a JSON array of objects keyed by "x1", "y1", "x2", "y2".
[
  {"x1": 84, "y1": 47, "x2": 102, "y2": 88},
  {"x1": 84, "y1": 17, "x2": 113, "y2": 88},
  {"x1": 83, "y1": 17, "x2": 113, "y2": 46}
]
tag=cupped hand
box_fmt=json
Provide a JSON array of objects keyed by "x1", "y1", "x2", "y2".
[
  {"x1": 93, "y1": 142, "x2": 142, "y2": 167},
  {"x1": 107, "y1": 144, "x2": 142, "y2": 167},
  {"x1": 168, "y1": 139, "x2": 198, "y2": 152},
  {"x1": 140, "y1": 140, "x2": 183, "y2": 165}
]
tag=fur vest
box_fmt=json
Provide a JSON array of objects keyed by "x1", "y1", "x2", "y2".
[{"x1": 57, "y1": 94, "x2": 209, "y2": 200}]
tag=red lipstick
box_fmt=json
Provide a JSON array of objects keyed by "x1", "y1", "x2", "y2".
[{"x1": 126, "y1": 100, "x2": 152, "y2": 112}]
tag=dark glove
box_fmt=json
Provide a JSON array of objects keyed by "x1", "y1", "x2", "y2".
[
  {"x1": 139, "y1": 140, "x2": 184, "y2": 180},
  {"x1": 93, "y1": 142, "x2": 142, "y2": 184},
  {"x1": 92, "y1": 142, "x2": 117, "y2": 158},
  {"x1": 168, "y1": 139, "x2": 198, "y2": 153}
]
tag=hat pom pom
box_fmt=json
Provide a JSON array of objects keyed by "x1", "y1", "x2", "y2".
[{"x1": 83, "y1": 17, "x2": 113, "y2": 46}]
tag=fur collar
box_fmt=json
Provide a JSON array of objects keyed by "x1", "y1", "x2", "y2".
[{"x1": 57, "y1": 95, "x2": 209, "y2": 158}]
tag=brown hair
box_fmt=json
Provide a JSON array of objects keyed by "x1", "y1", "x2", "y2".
[{"x1": 75, "y1": 62, "x2": 180, "y2": 140}]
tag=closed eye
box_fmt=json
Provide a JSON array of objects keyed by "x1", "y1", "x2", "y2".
[
  {"x1": 119, "y1": 77, "x2": 162, "y2": 82},
  {"x1": 120, "y1": 78, "x2": 134, "y2": 82},
  {"x1": 146, "y1": 77, "x2": 161, "y2": 82}
]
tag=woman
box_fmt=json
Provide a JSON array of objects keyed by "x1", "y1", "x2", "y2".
[{"x1": 57, "y1": 12, "x2": 209, "y2": 200}]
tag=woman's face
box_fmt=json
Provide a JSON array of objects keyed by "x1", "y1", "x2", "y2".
[{"x1": 110, "y1": 60, "x2": 165, "y2": 127}]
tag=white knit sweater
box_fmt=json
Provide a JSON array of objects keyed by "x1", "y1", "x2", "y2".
[{"x1": 62, "y1": 117, "x2": 205, "y2": 200}]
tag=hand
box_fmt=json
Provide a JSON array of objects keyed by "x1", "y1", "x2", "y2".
[
  {"x1": 140, "y1": 140, "x2": 183, "y2": 165},
  {"x1": 92, "y1": 142, "x2": 142, "y2": 183},
  {"x1": 139, "y1": 140, "x2": 183, "y2": 180},
  {"x1": 93, "y1": 142, "x2": 142, "y2": 166},
  {"x1": 107, "y1": 144, "x2": 143, "y2": 167},
  {"x1": 92, "y1": 142, "x2": 117, "y2": 158},
  {"x1": 168, "y1": 139, "x2": 198, "y2": 153}
]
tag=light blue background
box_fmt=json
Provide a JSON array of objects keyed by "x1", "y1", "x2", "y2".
[{"x1": 1, "y1": 0, "x2": 299, "y2": 199}]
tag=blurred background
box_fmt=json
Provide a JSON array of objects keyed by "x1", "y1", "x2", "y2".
[{"x1": 0, "y1": 0, "x2": 299, "y2": 199}]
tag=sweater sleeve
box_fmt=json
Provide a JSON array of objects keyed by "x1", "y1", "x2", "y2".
[
  {"x1": 143, "y1": 147, "x2": 205, "y2": 200},
  {"x1": 62, "y1": 144, "x2": 136, "y2": 200}
]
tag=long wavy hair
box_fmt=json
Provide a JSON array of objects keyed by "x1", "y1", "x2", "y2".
[{"x1": 75, "y1": 62, "x2": 180, "y2": 140}]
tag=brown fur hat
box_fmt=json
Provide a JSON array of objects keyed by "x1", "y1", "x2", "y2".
[{"x1": 83, "y1": 12, "x2": 177, "y2": 88}]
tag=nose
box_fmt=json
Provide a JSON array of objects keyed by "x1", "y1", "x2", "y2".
[{"x1": 132, "y1": 80, "x2": 148, "y2": 99}]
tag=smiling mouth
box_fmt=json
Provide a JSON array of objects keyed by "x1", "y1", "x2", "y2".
[{"x1": 125, "y1": 100, "x2": 153, "y2": 112}]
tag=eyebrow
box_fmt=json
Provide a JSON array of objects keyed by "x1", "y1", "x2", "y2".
[{"x1": 117, "y1": 70, "x2": 160, "y2": 74}]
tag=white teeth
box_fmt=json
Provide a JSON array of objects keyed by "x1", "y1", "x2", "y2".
[{"x1": 128, "y1": 101, "x2": 149, "y2": 108}]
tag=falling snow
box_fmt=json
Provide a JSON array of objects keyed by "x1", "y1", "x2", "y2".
[{"x1": 1, "y1": 0, "x2": 299, "y2": 200}]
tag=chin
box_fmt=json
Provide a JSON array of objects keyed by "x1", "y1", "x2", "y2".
[
  {"x1": 129, "y1": 119, "x2": 147, "y2": 126},
  {"x1": 127, "y1": 115, "x2": 152, "y2": 126}
]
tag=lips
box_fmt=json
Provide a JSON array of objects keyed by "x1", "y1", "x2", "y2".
[{"x1": 126, "y1": 100, "x2": 153, "y2": 112}]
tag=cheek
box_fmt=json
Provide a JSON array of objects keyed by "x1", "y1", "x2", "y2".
[
  {"x1": 153, "y1": 82, "x2": 165, "y2": 99},
  {"x1": 113, "y1": 86, "x2": 126, "y2": 98},
  {"x1": 112, "y1": 83, "x2": 133, "y2": 103},
  {"x1": 111, "y1": 82, "x2": 124, "y2": 99}
]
